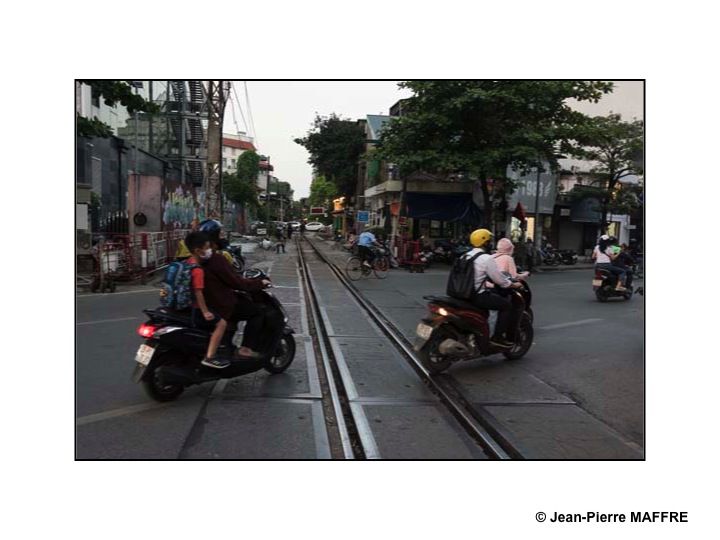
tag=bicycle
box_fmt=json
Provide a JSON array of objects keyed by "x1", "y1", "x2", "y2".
[{"x1": 345, "y1": 247, "x2": 389, "y2": 281}]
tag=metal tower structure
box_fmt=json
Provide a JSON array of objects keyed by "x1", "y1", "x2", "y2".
[
  {"x1": 204, "y1": 81, "x2": 230, "y2": 219},
  {"x1": 164, "y1": 81, "x2": 208, "y2": 186}
]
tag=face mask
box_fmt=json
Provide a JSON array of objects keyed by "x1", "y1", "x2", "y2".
[{"x1": 200, "y1": 248, "x2": 212, "y2": 260}]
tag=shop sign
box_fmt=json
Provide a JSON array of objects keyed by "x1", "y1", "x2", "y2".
[
  {"x1": 506, "y1": 165, "x2": 558, "y2": 214},
  {"x1": 560, "y1": 208, "x2": 571, "y2": 217},
  {"x1": 357, "y1": 211, "x2": 369, "y2": 223},
  {"x1": 310, "y1": 207, "x2": 325, "y2": 215}
]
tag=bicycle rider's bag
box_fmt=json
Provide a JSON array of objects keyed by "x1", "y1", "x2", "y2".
[
  {"x1": 159, "y1": 260, "x2": 198, "y2": 310},
  {"x1": 446, "y1": 251, "x2": 483, "y2": 300}
]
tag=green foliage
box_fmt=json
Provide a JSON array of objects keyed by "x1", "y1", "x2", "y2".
[
  {"x1": 77, "y1": 80, "x2": 160, "y2": 138},
  {"x1": 224, "y1": 151, "x2": 261, "y2": 208},
  {"x1": 308, "y1": 175, "x2": 337, "y2": 208},
  {"x1": 294, "y1": 114, "x2": 365, "y2": 197},
  {"x1": 565, "y1": 113, "x2": 644, "y2": 228},
  {"x1": 376, "y1": 80, "x2": 614, "y2": 224},
  {"x1": 235, "y1": 150, "x2": 261, "y2": 183}
]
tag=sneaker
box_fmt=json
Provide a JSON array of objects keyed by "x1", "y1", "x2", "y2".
[
  {"x1": 615, "y1": 284, "x2": 627, "y2": 292},
  {"x1": 235, "y1": 346, "x2": 262, "y2": 360},
  {"x1": 362, "y1": 261, "x2": 372, "y2": 268},
  {"x1": 490, "y1": 336, "x2": 514, "y2": 348},
  {"x1": 202, "y1": 356, "x2": 231, "y2": 369}
]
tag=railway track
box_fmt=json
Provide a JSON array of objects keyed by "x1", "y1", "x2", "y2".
[{"x1": 297, "y1": 236, "x2": 524, "y2": 459}]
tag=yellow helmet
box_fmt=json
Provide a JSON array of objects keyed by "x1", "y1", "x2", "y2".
[{"x1": 469, "y1": 228, "x2": 493, "y2": 248}]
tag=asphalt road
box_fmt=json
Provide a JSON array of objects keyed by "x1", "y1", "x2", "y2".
[{"x1": 76, "y1": 236, "x2": 644, "y2": 459}]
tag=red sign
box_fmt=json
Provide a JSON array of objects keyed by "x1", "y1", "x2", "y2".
[{"x1": 310, "y1": 207, "x2": 325, "y2": 215}]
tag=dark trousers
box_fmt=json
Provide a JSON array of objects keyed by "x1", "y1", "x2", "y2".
[
  {"x1": 226, "y1": 299, "x2": 284, "y2": 355},
  {"x1": 275, "y1": 241, "x2": 285, "y2": 253},
  {"x1": 358, "y1": 245, "x2": 374, "y2": 264},
  {"x1": 470, "y1": 290, "x2": 520, "y2": 339},
  {"x1": 597, "y1": 263, "x2": 626, "y2": 285}
]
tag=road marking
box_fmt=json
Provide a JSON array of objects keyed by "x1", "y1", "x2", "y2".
[
  {"x1": 76, "y1": 401, "x2": 172, "y2": 426},
  {"x1": 538, "y1": 318, "x2": 603, "y2": 331},
  {"x1": 77, "y1": 288, "x2": 158, "y2": 298},
  {"x1": 77, "y1": 316, "x2": 139, "y2": 326}
]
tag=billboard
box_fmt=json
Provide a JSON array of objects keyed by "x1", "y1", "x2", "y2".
[
  {"x1": 506, "y1": 166, "x2": 557, "y2": 214},
  {"x1": 310, "y1": 207, "x2": 325, "y2": 215}
]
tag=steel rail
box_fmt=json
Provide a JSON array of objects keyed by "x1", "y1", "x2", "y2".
[
  {"x1": 296, "y1": 238, "x2": 356, "y2": 459},
  {"x1": 304, "y1": 236, "x2": 519, "y2": 460}
]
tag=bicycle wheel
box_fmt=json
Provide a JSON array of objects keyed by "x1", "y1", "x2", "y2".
[
  {"x1": 373, "y1": 257, "x2": 389, "y2": 279},
  {"x1": 346, "y1": 256, "x2": 363, "y2": 281}
]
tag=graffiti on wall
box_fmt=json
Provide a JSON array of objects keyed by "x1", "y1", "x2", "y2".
[{"x1": 162, "y1": 186, "x2": 207, "y2": 229}]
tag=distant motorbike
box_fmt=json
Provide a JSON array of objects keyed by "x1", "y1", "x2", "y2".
[
  {"x1": 227, "y1": 244, "x2": 245, "y2": 273},
  {"x1": 131, "y1": 269, "x2": 295, "y2": 402},
  {"x1": 542, "y1": 248, "x2": 561, "y2": 266},
  {"x1": 559, "y1": 249, "x2": 578, "y2": 265},
  {"x1": 593, "y1": 267, "x2": 634, "y2": 302},
  {"x1": 415, "y1": 281, "x2": 534, "y2": 374}
]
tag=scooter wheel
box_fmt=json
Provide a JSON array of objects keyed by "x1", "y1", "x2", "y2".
[
  {"x1": 595, "y1": 288, "x2": 609, "y2": 302},
  {"x1": 504, "y1": 313, "x2": 534, "y2": 361},
  {"x1": 142, "y1": 364, "x2": 184, "y2": 402},
  {"x1": 417, "y1": 333, "x2": 452, "y2": 374},
  {"x1": 264, "y1": 334, "x2": 296, "y2": 374}
]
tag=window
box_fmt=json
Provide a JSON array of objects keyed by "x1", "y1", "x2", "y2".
[
  {"x1": 91, "y1": 86, "x2": 100, "y2": 108},
  {"x1": 222, "y1": 158, "x2": 227, "y2": 167},
  {"x1": 230, "y1": 159, "x2": 235, "y2": 168},
  {"x1": 430, "y1": 220, "x2": 442, "y2": 238}
]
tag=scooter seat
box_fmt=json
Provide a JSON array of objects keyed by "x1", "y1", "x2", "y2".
[
  {"x1": 423, "y1": 295, "x2": 481, "y2": 312},
  {"x1": 144, "y1": 307, "x2": 193, "y2": 326}
]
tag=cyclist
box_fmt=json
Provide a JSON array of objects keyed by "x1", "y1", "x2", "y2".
[{"x1": 357, "y1": 228, "x2": 380, "y2": 268}]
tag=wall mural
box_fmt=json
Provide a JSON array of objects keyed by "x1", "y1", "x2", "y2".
[{"x1": 162, "y1": 185, "x2": 207, "y2": 229}]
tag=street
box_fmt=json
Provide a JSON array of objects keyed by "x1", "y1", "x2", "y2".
[{"x1": 76, "y1": 234, "x2": 643, "y2": 459}]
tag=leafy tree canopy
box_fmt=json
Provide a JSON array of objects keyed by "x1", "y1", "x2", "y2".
[
  {"x1": 294, "y1": 114, "x2": 365, "y2": 198},
  {"x1": 224, "y1": 151, "x2": 260, "y2": 208},
  {"x1": 308, "y1": 175, "x2": 337, "y2": 208},
  {"x1": 565, "y1": 113, "x2": 644, "y2": 229},
  {"x1": 77, "y1": 80, "x2": 160, "y2": 138},
  {"x1": 376, "y1": 80, "x2": 614, "y2": 224}
]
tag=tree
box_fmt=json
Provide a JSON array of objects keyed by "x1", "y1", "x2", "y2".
[
  {"x1": 77, "y1": 80, "x2": 160, "y2": 138},
  {"x1": 566, "y1": 114, "x2": 644, "y2": 232},
  {"x1": 308, "y1": 175, "x2": 337, "y2": 208},
  {"x1": 294, "y1": 114, "x2": 365, "y2": 198},
  {"x1": 224, "y1": 151, "x2": 260, "y2": 208},
  {"x1": 376, "y1": 80, "x2": 614, "y2": 228}
]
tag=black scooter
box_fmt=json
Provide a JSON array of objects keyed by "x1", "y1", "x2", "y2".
[
  {"x1": 593, "y1": 266, "x2": 634, "y2": 302},
  {"x1": 131, "y1": 269, "x2": 295, "y2": 402}
]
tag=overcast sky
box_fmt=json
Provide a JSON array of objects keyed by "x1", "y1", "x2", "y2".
[
  {"x1": 224, "y1": 80, "x2": 643, "y2": 199},
  {"x1": 224, "y1": 81, "x2": 412, "y2": 199}
]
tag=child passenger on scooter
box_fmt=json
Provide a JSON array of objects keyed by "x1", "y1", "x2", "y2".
[{"x1": 185, "y1": 232, "x2": 230, "y2": 369}]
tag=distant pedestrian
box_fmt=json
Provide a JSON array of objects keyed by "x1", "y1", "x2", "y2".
[
  {"x1": 286, "y1": 222, "x2": 293, "y2": 240},
  {"x1": 274, "y1": 226, "x2": 286, "y2": 254},
  {"x1": 525, "y1": 238, "x2": 535, "y2": 272},
  {"x1": 300, "y1": 222, "x2": 306, "y2": 237}
]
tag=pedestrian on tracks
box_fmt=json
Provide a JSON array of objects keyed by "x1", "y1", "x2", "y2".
[
  {"x1": 275, "y1": 226, "x2": 286, "y2": 254},
  {"x1": 286, "y1": 222, "x2": 293, "y2": 241},
  {"x1": 300, "y1": 221, "x2": 306, "y2": 238}
]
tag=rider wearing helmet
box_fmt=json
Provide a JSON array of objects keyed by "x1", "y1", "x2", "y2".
[
  {"x1": 466, "y1": 229, "x2": 523, "y2": 348},
  {"x1": 197, "y1": 219, "x2": 281, "y2": 358}
]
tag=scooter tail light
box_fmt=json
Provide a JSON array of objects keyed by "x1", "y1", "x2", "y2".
[
  {"x1": 137, "y1": 323, "x2": 157, "y2": 338},
  {"x1": 429, "y1": 304, "x2": 450, "y2": 316}
]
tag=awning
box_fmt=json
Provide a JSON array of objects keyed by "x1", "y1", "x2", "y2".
[{"x1": 405, "y1": 192, "x2": 484, "y2": 225}]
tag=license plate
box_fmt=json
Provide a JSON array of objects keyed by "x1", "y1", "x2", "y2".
[
  {"x1": 416, "y1": 323, "x2": 433, "y2": 340},
  {"x1": 135, "y1": 344, "x2": 155, "y2": 366},
  {"x1": 592, "y1": 279, "x2": 603, "y2": 287}
]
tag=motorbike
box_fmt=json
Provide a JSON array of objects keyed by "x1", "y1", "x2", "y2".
[
  {"x1": 415, "y1": 281, "x2": 534, "y2": 374},
  {"x1": 432, "y1": 239, "x2": 455, "y2": 265},
  {"x1": 131, "y1": 268, "x2": 296, "y2": 402},
  {"x1": 541, "y1": 248, "x2": 561, "y2": 266},
  {"x1": 227, "y1": 244, "x2": 246, "y2": 273},
  {"x1": 559, "y1": 249, "x2": 578, "y2": 265},
  {"x1": 593, "y1": 266, "x2": 634, "y2": 302}
]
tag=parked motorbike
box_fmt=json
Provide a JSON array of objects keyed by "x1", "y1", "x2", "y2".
[
  {"x1": 227, "y1": 244, "x2": 246, "y2": 273},
  {"x1": 432, "y1": 241, "x2": 454, "y2": 265},
  {"x1": 541, "y1": 248, "x2": 561, "y2": 266},
  {"x1": 131, "y1": 269, "x2": 295, "y2": 402},
  {"x1": 415, "y1": 281, "x2": 534, "y2": 374},
  {"x1": 559, "y1": 249, "x2": 578, "y2": 265},
  {"x1": 593, "y1": 267, "x2": 634, "y2": 302}
]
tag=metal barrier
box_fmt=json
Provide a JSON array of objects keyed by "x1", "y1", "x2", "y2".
[{"x1": 89, "y1": 230, "x2": 191, "y2": 285}]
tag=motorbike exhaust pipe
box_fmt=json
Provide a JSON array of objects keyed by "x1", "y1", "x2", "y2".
[{"x1": 438, "y1": 338, "x2": 470, "y2": 356}]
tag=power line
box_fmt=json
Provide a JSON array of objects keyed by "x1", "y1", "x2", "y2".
[
  {"x1": 244, "y1": 81, "x2": 257, "y2": 145},
  {"x1": 231, "y1": 82, "x2": 249, "y2": 135}
]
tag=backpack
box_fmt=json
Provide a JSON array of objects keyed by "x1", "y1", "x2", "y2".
[
  {"x1": 159, "y1": 260, "x2": 199, "y2": 310},
  {"x1": 446, "y1": 251, "x2": 483, "y2": 300}
]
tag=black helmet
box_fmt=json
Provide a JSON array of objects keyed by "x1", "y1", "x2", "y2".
[{"x1": 198, "y1": 219, "x2": 222, "y2": 241}]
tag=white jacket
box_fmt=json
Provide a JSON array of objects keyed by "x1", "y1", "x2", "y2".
[{"x1": 464, "y1": 248, "x2": 512, "y2": 292}]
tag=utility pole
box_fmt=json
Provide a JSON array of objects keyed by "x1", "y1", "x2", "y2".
[
  {"x1": 265, "y1": 156, "x2": 271, "y2": 228},
  {"x1": 533, "y1": 163, "x2": 542, "y2": 243},
  {"x1": 205, "y1": 81, "x2": 230, "y2": 220}
]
